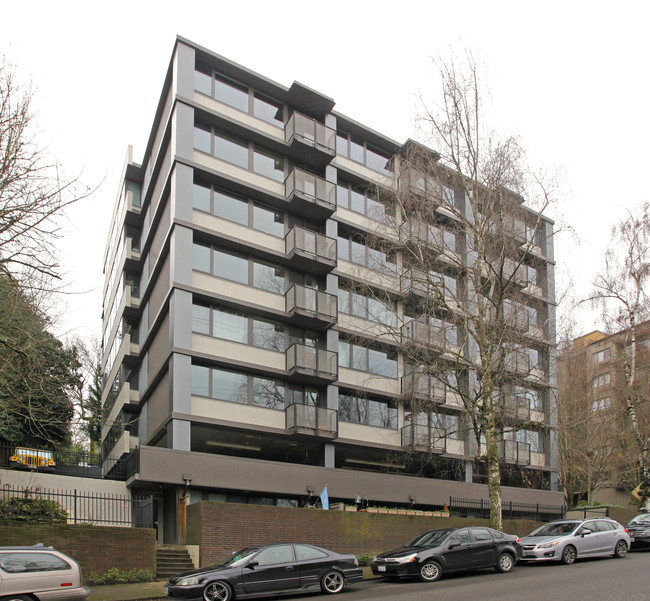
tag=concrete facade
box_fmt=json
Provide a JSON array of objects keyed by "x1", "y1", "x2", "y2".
[{"x1": 101, "y1": 37, "x2": 560, "y2": 543}]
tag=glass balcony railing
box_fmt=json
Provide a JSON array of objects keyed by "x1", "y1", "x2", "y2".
[
  {"x1": 285, "y1": 403, "x2": 338, "y2": 438},
  {"x1": 401, "y1": 372, "x2": 446, "y2": 401},
  {"x1": 498, "y1": 440, "x2": 531, "y2": 465},
  {"x1": 285, "y1": 285, "x2": 337, "y2": 323},
  {"x1": 285, "y1": 227, "x2": 336, "y2": 266},
  {"x1": 285, "y1": 113, "x2": 336, "y2": 155},
  {"x1": 501, "y1": 396, "x2": 531, "y2": 421},
  {"x1": 285, "y1": 169, "x2": 336, "y2": 213},
  {"x1": 286, "y1": 344, "x2": 337, "y2": 380},
  {"x1": 402, "y1": 425, "x2": 446, "y2": 453},
  {"x1": 401, "y1": 319, "x2": 447, "y2": 350}
]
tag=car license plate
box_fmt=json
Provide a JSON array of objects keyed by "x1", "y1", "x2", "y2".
[
  {"x1": 164, "y1": 585, "x2": 169, "y2": 594},
  {"x1": 630, "y1": 537, "x2": 635, "y2": 542},
  {"x1": 378, "y1": 565, "x2": 386, "y2": 572}
]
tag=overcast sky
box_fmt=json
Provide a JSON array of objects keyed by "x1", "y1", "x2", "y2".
[{"x1": 2, "y1": 0, "x2": 648, "y2": 343}]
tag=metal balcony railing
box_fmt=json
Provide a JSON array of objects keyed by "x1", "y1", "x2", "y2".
[
  {"x1": 285, "y1": 403, "x2": 338, "y2": 438},
  {"x1": 498, "y1": 440, "x2": 531, "y2": 465},
  {"x1": 401, "y1": 425, "x2": 446, "y2": 453},
  {"x1": 285, "y1": 285, "x2": 337, "y2": 323},
  {"x1": 285, "y1": 113, "x2": 336, "y2": 155},
  {"x1": 401, "y1": 371, "x2": 446, "y2": 401},
  {"x1": 285, "y1": 169, "x2": 336, "y2": 213},
  {"x1": 285, "y1": 227, "x2": 336, "y2": 267},
  {"x1": 286, "y1": 344, "x2": 337, "y2": 380},
  {"x1": 401, "y1": 319, "x2": 447, "y2": 350}
]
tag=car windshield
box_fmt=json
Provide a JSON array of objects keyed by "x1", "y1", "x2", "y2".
[
  {"x1": 629, "y1": 514, "x2": 650, "y2": 526},
  {"x1": 219, "y1": 547, "x2": 261, "y2": 567},
  {"x1": 406, "y1": 530, "x2": 452, "y2": 547},
  {"x1": 528, "y1": 522, "x2": 579, "y2": 537}
]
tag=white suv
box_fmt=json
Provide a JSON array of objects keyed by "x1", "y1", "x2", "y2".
[{"x1": 0, "y1": 544, "x2": 89, "y2": 601}]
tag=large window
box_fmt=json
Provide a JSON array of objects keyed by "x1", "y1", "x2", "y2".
[
  {"x1": 337, "y1": 234, "x2": 396, "y2": 275},
  {"x1": 192, "y1": 301, "x2": 319, "y2": 353},
  {"x1": 191, "y1": 362, "x2": 321, "y2": 409},
  {"x1": 338, "y1": 339, "x2": 397, "y2": 378},
  {"x1": 339, "y1": 394, "x2": 397, "y2": 429},
  {"x1": 593, "y1": 348, "x2": 611, "y2": 364},
  {"x1": 193, "y1": 242, "x2": 295, "y2": 295},
  {"x1": 337, "y1": 183, "x2": 393, "y2": 223},
  {"x1": 194, "y1": 124, "x2": 286, "y2": 182},
  {"x1": 193, "y1": 183, "x2": 285, "y2": 237},
  {"x1": 195, "y1": 68, "x2": 285, "y2": 126},
  {"x1": 336, "y1": 132, "x2": 393, "y2": 176},
  {"x1": 516, "y1": 429, "x2": 543, "y2": 453},
  {"x1": 338, "y1": 285, "x2": 397, "y2": 327}
]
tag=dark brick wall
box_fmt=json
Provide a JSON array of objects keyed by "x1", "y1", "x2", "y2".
[
  {"x1": 186, "y1": 502, "x2": 540, "y2": 566},
  {"x1": 0, "y1": 522, "x2": 156, "y2": 574}
]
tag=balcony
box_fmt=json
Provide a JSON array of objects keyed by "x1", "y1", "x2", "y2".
[
  {"x1": 285, "y1": 403, "x2": 338, "y2": 439},
  {"x1": 501, "y1": 395, "x2": 531, "y2": 421},
  {"x1": 401, "y1": 319, "x2": 448, "y2": 353},
  {"x1": 503, "y1": 258, "x2": 528, "y2": 288},
  {"x1": 285, "y1": 227, "x2": 337, "y2": 273},
  {"x1": 498, "y1": 440, "x2": 531, "y2": 465},
  {"x1": 401, "y1": 371, "x2": 446, "y2": 401},
  {"x1": 285, "y1": 285, "x2": 337, "y2": 329},
  {"x1": 286, "y1": 343, "x2": 337, "y2": 383},
  {"x1": 284, "y1": 169, "x2": 336, "y2": 219},
  {"x1": 402, "y1": 424, "x2": 446, "y2": 454},
  {"x1": 285, "y1": 113, "x2": 336, "y2": 166}
]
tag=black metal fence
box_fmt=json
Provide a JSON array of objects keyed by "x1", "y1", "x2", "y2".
[
  {"x1": 0, "y1": 444, "x2": 138, "y2": 481},
  {"x1": 450, "y1": 496, "x2": 564, "y2": 522},
  {"x1": 0, "y1": 484, "x2": 154, "y2": 528}
]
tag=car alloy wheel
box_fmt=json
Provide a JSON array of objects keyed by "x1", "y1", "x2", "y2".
[
  {"x1": 561, "y1": 545, "x2": 576, "y2": 565},
  {"x1": 614, "y1": 540, "x2": 628, "y2": 558},
  {"x1": 495, "y1": 552, "x2": 514, "y2": 573},
  {"x1": 321, "y1": 570, "x2": 345, "y2": 594},
  {"x1": 203, "y1": 581, "x2": 232, "y2": 601},
  {"x1": 418, "y1": 561, "x2": 442, "y2": 582}
]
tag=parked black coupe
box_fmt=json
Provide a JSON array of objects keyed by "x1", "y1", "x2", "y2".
[
  {"x1": 371, "y1": 527, "x2": 522, "y2": 582},
  {"x1": 164, "y1": 543, "x2": 363, "y2": 600},
  {"x1": 626, "y1": 513, "x2": 650, "y2": 549}
]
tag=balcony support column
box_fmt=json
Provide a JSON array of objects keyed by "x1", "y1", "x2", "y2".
[
  {"x1": 464, "y1": 461, "x2": 473, "y2": 483},
  {"x1": 322, "y1": 443, "x2": 335, "y2": 469}
]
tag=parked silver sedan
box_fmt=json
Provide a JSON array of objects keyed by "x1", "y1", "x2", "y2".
[{"x1": 519, "y1": 518, "x2": 630, "y2": 565}]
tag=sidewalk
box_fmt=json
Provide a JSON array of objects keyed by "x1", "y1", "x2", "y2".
[
  {"x1": 88, "y1": 580, "x2": 166, "y2": 601},
  {"x1": 88, "y1": 567, "x2": 377, "y2": 601}
]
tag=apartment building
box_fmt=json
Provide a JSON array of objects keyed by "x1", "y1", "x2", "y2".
[
  {"x1": 101, "y1": 37, "x2": 561, "y2": 543},
  {"x1": 559, "y1": 324, "x2": 650, "y2": 506}
]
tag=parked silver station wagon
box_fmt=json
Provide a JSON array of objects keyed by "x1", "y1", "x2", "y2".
[
  {"x1": 0, "y1": 544, "x2": 89, "y2": 601},
  {"x1": 519, "y1": 518, "x2": 630, "y2": 565}
]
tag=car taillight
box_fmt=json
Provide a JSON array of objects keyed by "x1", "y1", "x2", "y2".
[
  {"x1": 625, "y1": 529, "x2": 629, "y2": 533},
  {"x1": 516, "y1": 537, "x2": 521, "y2": 543}
]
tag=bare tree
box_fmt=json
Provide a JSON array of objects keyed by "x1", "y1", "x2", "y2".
[
  {"x1": 589, "y1": 204, "x2": 650, "y2": 505},
  {"x1": 557, "y1": 338, "x2": 628, "y2": 505},
  {"x1": 0, "y1": 55, "x2": 90, "y2": 287},
  {"x1": 341, "y1": 53, "x2": 557, "y2": 529}
]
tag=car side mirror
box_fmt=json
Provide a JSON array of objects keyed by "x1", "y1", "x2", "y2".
[
  {"x1": 448, "y1": 542, "x2": 459, "y2": 549},
  {"x1": 580, "y1": 529, "x2": 592, "y2": 537},
  {"x1": 246, "y1": 561, "x2": 259, "y2": 569}
]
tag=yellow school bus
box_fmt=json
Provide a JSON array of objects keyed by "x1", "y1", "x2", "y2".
[{"x1": 10, "y1": 447, "x2": 56, "y2": 469}]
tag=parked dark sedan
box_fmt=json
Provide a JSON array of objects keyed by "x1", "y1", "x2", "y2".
[
  {"x1": 371, "y1": 527, "x2": 521, "y2": 582},
  {"x1": 626, "y1": 513, "x2": 650, "y2": 549},
  {"x1": 164, "y1": 543, "x2": 363, "y2": 600}
]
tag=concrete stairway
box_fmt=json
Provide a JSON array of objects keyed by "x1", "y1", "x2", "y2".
[{"x1": 156, "y1": 546, "x2": 195, "y2": 579}]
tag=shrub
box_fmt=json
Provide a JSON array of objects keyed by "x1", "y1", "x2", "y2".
[
  {"x1": 0, "y1": 497, "x2": 67, "y2": 523},
  {"x1": 85, "y1": 567, "x2": 156, "y2": 586},
  {"x1": 356, "y1": 553, "x2": 376, "y2": 566}
]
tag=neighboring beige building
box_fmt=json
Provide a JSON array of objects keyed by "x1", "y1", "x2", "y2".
[
  {"x1": 101, "y1": 37, "x2": 560, "y2": 543},
  {"x1": 559, "y1": 323, "x2": 650, "y2": 507}
]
